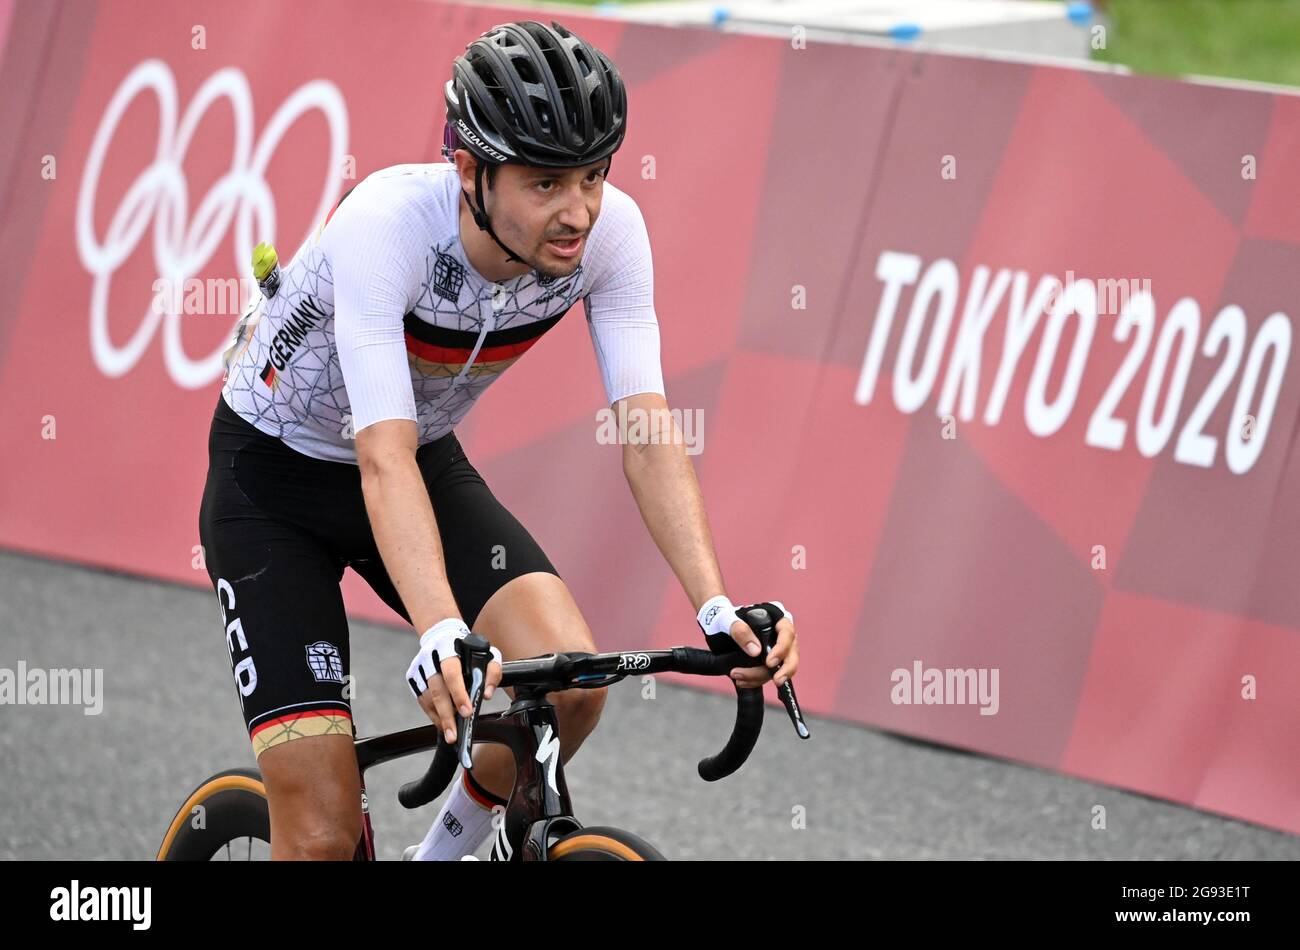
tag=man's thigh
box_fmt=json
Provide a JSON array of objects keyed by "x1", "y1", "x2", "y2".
[
  {"x1": 201, "y1": 468, "x2": 356, "y2": 759},
  {"x1": 473, "y1": 571, "x2": 597, "y2": 660}
]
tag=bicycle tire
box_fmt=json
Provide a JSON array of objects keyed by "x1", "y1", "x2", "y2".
[
  {"x1": 157, "y1": 767, "x2": 270, "y2": 861},
  {"x1": 547, "y1": 825, "x2": 667, "y2": 861}
]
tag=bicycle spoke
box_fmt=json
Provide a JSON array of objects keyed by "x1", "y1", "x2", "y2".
[{"x1": 208, "y1": 837, "x2": 269, "y2": 861}]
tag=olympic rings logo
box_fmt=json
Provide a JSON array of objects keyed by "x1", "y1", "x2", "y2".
[{"x1": 76, "y1": 59, "x2": 348, "y2": 388}]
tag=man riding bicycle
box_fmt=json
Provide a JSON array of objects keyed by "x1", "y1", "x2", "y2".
[{"x1": 198, "y1": 18, "x2": 800, "y2": 861}]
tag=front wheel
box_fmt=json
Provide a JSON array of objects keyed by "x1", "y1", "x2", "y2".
[
  {"x1": 157, "y1": 767, "x2": 270, "y2": 861},
  {"x1": 547, "y1": 825, "x2": 667, "y2": 861}
]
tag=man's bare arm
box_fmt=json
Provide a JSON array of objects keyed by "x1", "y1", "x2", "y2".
[
  {"x1": 617, "y1": 392, "x2": 726, "y2": 612},
  {"x1": 619, "y1": 392, "x2": 800, "y2": 688},
  {"x1": 355, "y1": 419, "x2": 460, "y2": 633}
]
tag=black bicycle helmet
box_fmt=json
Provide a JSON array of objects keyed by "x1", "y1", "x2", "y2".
[{"x1": 443, "y1": 20, "x2": 628, "y2": 264}]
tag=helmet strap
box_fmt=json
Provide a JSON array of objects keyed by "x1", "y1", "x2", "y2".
[{"x1": 464, "y1": 161, "x2": 528, "y2": 266}]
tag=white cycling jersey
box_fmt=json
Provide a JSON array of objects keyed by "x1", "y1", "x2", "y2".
[{"x1": 221, "y1": 161, "x2": 665, "y2": 462}]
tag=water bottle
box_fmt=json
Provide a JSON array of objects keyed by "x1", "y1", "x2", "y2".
[{"x1": 252, "y1": 241, "x2": 281, "y2": 299}]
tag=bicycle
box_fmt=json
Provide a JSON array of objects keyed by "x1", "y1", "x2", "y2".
[{"x1": 157, "y1": 604, "x2": 809, "y2": 861}]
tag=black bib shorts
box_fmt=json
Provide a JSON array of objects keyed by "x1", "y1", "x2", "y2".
[{"x1": 197, "y1": 393, "x2": 559, "y2": 758}]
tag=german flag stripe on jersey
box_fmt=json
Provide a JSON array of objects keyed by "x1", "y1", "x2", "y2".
[
  {"x1": 402, "y1": 306, "x2": 571, "y2": 367},
  {"x1": 408, "y1": 353, "x2": 523, "y2": 378}
]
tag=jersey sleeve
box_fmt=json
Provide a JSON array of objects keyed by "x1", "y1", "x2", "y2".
[
  {"x1": 582, "y1": 191, "x2": 666, "y2": 405},
  {"x1": 317, "y1": 188, "x2": 423, "y2": 435}
]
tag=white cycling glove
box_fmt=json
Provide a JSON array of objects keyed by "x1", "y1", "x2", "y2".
[
  {"x1": 406, "y1": 618, "x2": 502, "y2": 701},
  {"x1": 696, "y1": 595, "x2": 794, "y2": 651}
]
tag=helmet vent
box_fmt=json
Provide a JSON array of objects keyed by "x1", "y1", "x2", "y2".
[{"x1": 515, "y1": 57, "x2": 539, "y2": 86}]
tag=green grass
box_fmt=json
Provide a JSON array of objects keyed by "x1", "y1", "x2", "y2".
[
  {"x1": 1092, "y1": 0, "x2": 1300, "y2": 87},
  {"x1": 552, "y1": 0, "x2": 1300, "y2": 88}
]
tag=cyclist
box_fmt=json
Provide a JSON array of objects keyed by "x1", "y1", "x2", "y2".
[{"x1": 198, "y1": 19, "x2": 800, "y2": 861}]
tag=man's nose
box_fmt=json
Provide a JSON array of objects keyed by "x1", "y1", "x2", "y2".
[{"x1": 556, "y1": 188, "x2": 592, "y2": 233}]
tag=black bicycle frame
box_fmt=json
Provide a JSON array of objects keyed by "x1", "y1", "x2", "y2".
[{"x1": 351, "y1": 695, "x2": 579, "y2": 861}]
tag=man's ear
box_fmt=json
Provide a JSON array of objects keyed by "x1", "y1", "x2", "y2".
[{"x1": 454, "y1": 150, "x2": 478, "y2": 191}]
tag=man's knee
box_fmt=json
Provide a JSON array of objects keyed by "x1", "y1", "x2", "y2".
[
  {"x1": 276, "y1": 821, "x2": 360, "y2": 860},
  {"x1": 266, "y1": 787, "x2": 362, "y2": 860},
  {"x1": 552, "y1": 684, "x2": 607, "y2": 730}
]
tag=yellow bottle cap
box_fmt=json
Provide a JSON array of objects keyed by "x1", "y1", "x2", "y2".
[{"x1": 252, "y1": 242, "x2": 279, "y2": 282}]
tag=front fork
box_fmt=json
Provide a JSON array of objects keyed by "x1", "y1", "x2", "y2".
[{"x1": 479, "y1": 698, "x2": 582, "y2": 861}]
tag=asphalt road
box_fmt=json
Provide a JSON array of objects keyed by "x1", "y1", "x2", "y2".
[{"x1": 1, "y1": 549, "x2": 1296, "y2": 861}]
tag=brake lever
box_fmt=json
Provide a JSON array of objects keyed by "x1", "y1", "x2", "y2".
[
  {"x1": 453, "y1": 632, "x2": 493, "y2": 770},
  {"x1": 736, "y1": 605, "x2": 810, "y2": 740}
]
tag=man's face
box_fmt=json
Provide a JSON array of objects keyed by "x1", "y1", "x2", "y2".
[{"x1": 458, "y1": 152, "x2": 608, "y2": 279}]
